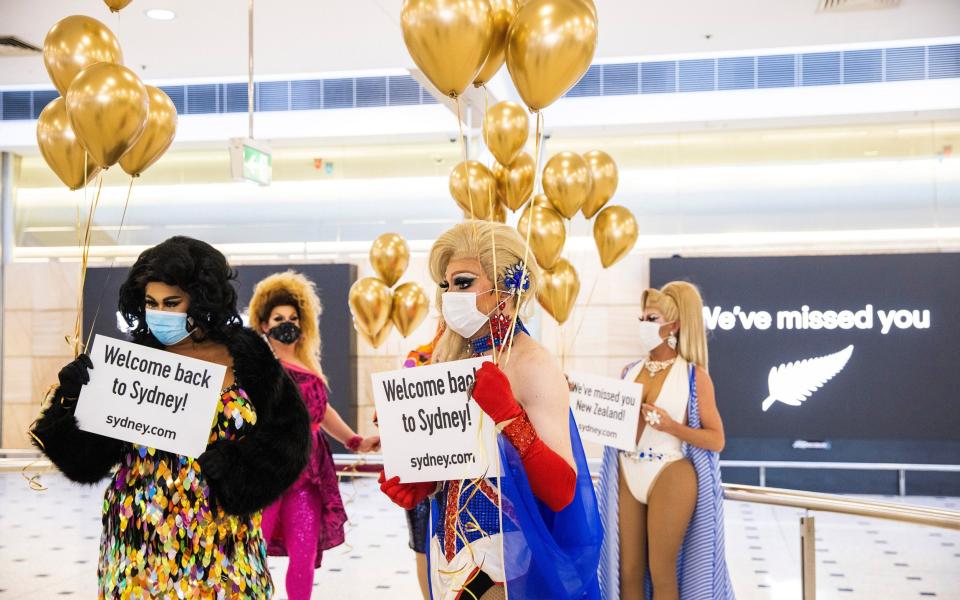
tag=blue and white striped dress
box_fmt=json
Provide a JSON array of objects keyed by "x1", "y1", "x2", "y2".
[{"x1": 596, "y1": 362, "x2": 735, "y2": 599}]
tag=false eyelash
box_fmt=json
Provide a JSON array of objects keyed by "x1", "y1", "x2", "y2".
[{"x1": 439, "y1": 281, "x2": 450, "y2": 289}]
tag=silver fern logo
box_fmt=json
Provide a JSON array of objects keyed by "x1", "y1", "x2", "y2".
[{"x1": 761, "y1": 345, "x2": 854, "y2": 412}]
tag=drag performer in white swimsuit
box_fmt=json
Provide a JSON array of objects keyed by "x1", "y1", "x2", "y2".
[{"x1": 598, "y1": 281, "x2": 734, "y2": 600}]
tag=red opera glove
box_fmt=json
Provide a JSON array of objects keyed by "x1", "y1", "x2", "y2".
[
  {"x1": 471, "y1": 362, "x2": 523, "y2": 425},
  {"x1": 378, "y1": 471, "x2": 436, "y2": 510},
  {"x1": 472, "y1": 362, "x2": 576, "y2": 511},
  {"x1": 503, "y1": 412, "x2": 577, "y2": 512}
]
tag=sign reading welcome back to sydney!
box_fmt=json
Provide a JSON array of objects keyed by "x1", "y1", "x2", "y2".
[
  {"x1": 372, "y1": 357, "x2": 500, "y2": 483},
  {"x1": 74, "y1": 335, "x2": 226, "y2": 457}
]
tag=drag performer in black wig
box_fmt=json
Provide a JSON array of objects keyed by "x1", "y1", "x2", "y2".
[{"x1": 31, "y1": 236, "x2": 310, "y2": 598}]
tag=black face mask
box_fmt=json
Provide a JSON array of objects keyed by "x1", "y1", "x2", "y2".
[{"x1": 268, "y1": 321, "x2": 301, "y2": 345}]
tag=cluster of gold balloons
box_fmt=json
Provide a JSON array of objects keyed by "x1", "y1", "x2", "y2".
[
  {"x1": 541, "y1": 149, "x2": 638, "y2": 268},
  {"x1": 37, "y1": 15, "x2": 177, "y2": 190},
  {"x1": 400, "y1": 0, "x2": 597, "y2": 113},
  {"x1": 522, "y1": 150, "x2": 638, "y2": 323},
  {"x1": 349, "y1": 234, "x2": 430, "y2": 349},
  {"x1": 486, "y1": 101, "x2": 535, "y2": 217},
  {"x1": 403, "y1": 0, "x2": 634, "y2": 328},
  {"x1": 449, "y1": 100, "x2": 535, "y2": 222}
]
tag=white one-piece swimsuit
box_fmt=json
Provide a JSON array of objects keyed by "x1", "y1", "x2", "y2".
[{"x1": 619, "y1": 357, "x2": 689, "y2": 504}]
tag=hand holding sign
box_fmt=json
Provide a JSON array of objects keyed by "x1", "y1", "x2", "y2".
[
  {"x1": 57, "y1": 354, "x2": 94, "y2": 400},
  {"x1": 471, "y1": 362, "x2": 523, "y2": 424},
  {"x1": 378, "y1": 471, "x2": 436, "y2": 510}
]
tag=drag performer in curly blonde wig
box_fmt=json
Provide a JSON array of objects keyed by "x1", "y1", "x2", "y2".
[
  {"x1": 378, "y1": 221, "x2": 602, "y2": 600},
  {"x1": 249, "y1": 271, "x2": 379, "y2": 600},
  {"x1": 597, "y1": 281, "x2": 734, "y2": 600}
]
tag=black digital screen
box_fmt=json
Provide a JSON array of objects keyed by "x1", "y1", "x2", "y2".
[
  {"x1": 82, "y1": 263, "x2": 358, "y2": 451},
  {"x1": 651, "y1": 253, "x2": 960, "y2": 469}
]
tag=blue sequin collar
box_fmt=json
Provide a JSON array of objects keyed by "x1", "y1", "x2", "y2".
[{"x1": 470, "y1": 318, "x2": 528, "y2": 356}]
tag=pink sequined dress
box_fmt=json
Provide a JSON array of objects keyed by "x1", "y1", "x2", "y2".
[{"x1": 261, "y1": 361, "x2": 347, "y2": 568}]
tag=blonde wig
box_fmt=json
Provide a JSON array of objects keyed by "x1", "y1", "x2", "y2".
[
  {"x1": 429, "y1": 221, "x2": 541, "y2": 363},
  {"x1": 248, "y1": 270, "x2": 326, "y2": 381},
  {"x1": 642, "y1": 281, "x2": 709, "y2": 371}
]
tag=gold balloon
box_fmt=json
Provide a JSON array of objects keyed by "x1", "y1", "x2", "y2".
[
  {"x1": 36, "y1": 97, "x2": 101, "y2": 191},
  {"x1": 531, "y1": 192, "x2": 553, "y2": 210},
  {"x1": 349, "y1": 277, "x2": 393, "y2": 338},
  {"x1": 450, "y1": 160, "x2": 496, "y2": 220},
  {"x1": 543, "y1": 151, "x2": 592, "y2": 219},
  {"x1": 576, "y1": 0, "x2": 597, "y2": 17},
  {"x1": 392, "y1": 282, "x2": 430, "y2": 337},
  {"x1": 520, "y1": 0, "x2": 593, "y2": 10},
  {"x1": 104, "y1": 0, "x2": 134, "y2": 11},
  {"x1": 356, "y1": 318, "x2": 394, "y2": 348},
  {"x1": 506, "y1": 0, "x2": 598, "y2": 111},
  {"x1": 473, "y1": 0, "x2": 519, "y2": 86},
  {"x1": 43, "y1": 15, "x2": 123, "y2": 96},
  {"x1": 518, "y1": 203, "x2": 566, "y2": 269},
  {"x1": 493, "y1": 161, "x2": 508, "y2": 204},
  {"x1": 581, "y1": 150, "x2": 618, "y2": 218},
  {"x1": 482, "y1": 100, "x2": 528, "y2": 166},
  {"x1": 502, "y1": 152, "x2": 535, "y2": 211},
  {"x1": 401, "y1": 0, "x2": 494, "y2": 98},
  {"x1": 492, "y1": 201, "x2": 508, "y2": 223},
  {"x1": 593, "y1": 205, "x2": 638, "y2": 268},
  {"x1": 119, "y1": 86, "x2": 177, "y2": 177},
  {"x1": 66, "y1": 63, "x2": 149, "y2": 169},
  {"x1": 538, "y1": 258, "x2": 580, "y2": 324},
  {"x1": 370, "y1": 233, "x2": 410, "y2": 287}
]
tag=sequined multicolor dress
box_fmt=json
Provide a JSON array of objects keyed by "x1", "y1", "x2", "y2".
[{"x1": 98, "y1": 385, "x2": 273, "y2": 599}]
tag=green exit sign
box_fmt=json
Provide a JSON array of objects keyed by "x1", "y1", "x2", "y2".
[{"x1": 230, "y1": 138, "x2": 272, "y2": 186}]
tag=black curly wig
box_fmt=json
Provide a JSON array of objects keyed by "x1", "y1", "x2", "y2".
[{"x1": 118, "y1": 236, "x2": 241, "y2": 345}]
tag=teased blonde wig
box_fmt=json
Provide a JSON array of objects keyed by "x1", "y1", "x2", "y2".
[
  {"x1": 429, "y1": 221, "x2": 541, "y2": 363},
  {"x1": 248, "y1": 270, "x2": 326, "y2": 381},
  {"x1": 642, "y1": 281, "x2": 709, "y2": 371}
]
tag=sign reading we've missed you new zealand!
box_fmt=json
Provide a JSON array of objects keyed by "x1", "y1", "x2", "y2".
[
  {"x1": 74, "y1": 335, "x2": 226, "y2": 458},
  {"x1": 568, "y1": 371, "x2": 642, "y2": 451},
  {"x1": 372, "y1": 357, "x2": 499, "y2": 483}
]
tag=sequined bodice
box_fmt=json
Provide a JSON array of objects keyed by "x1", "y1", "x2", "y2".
[{"x1": 98, "y1": 385, "x2": 272, "y2": 598}]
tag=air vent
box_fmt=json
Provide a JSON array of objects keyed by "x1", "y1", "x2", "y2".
[
  {"x1": 817, "y1": 0, "x2": 900, "y2": 11},
  {"x1": 0, "y1": 36, "x2": 41, "y2": 57}
]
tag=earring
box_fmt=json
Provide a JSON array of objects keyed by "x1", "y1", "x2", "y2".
[{"x1": 667, "y1": 332, "x2": 678, "y2": 350}]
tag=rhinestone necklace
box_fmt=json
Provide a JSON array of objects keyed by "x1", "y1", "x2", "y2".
[{"x1": 644, "y1": 358, "x2": 676, "y2": 376}]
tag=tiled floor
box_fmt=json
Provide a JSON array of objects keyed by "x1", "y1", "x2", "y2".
[{"x1": 0, "y1": 472, "x2": 957, "y2": 599}]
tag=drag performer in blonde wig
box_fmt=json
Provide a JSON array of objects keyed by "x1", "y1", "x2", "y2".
[
  {"x1": 249, "y1": 271, "x2": 379, "y2": 600},
  {"x1": 378, "y1": 221, "x2": 602, "y2": 600},
  {"x1": 597, "y1": 281, "x2": 734, "y2": 600}
]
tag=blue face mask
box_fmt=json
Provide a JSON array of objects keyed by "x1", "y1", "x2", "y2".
[{"x1": 145, "y1": 309, "x2": 192, "y2": 346}]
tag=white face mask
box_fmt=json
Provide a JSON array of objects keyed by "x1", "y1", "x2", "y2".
[
  {"x1": 441, "y1": 290, "x2": 496, "y2": 338},
  {"x1": 637, "y1": 320, "x2": 666, "y2": 354}
]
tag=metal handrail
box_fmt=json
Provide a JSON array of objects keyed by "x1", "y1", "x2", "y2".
[
  {"x1": 5, "y1": 454, "x2": 959, "y2": 529},
  {"x1": 723, "y1": 483, "x2": 960, "y2": 530}
]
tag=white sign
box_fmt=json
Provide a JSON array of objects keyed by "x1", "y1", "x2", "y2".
[
  {"x1": 372, "y1": 357, "x2": 500, "y2": 483},
  {"x1": 568, "y1": 371, "x2": 643, "y2": 451},
  {"x1": 74, "y1": 335, "x2": 227, "y2": 458}
]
